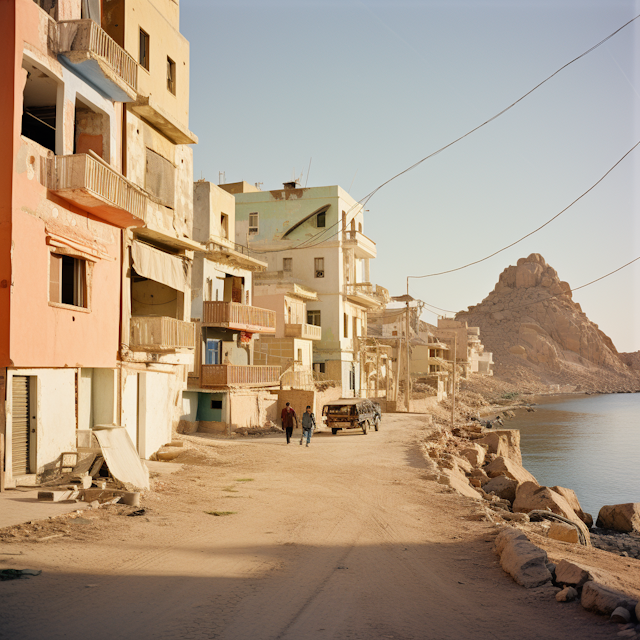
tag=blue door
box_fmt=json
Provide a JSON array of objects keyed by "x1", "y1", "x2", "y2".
[{"x1": 205, "y1": 339, "x2": 221, "y2": 365}]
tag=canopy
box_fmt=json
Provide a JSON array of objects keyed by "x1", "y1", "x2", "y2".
[{"x1": 132, "y1": 241, "x2": 186, "y2": 291}]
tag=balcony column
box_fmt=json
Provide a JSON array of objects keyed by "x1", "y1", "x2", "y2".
[{"x1": 364, "y1": 258, "x2": 370, "y2": 283}]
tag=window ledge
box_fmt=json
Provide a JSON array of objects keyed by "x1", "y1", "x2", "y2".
[{"x1": 49, "y1": 302, "x2": 91, "y2": 314}]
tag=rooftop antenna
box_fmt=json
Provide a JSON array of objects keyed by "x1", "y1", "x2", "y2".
[
  {"x1": 255, "y1": 182, "x2": 263, "y2": 190},
  {"x1": 218, "y1": 171, "x2": 226, "y2": 185},
  {"x1": 305, "y1": 157, "x2": 312, "y2": 187}
]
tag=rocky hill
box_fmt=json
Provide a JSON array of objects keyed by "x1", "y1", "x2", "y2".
[{"x1": 456, "y1": 254, "x2": 640, "y2": 393}]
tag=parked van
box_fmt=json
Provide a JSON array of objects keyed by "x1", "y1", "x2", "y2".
[{"x1": 322, "y1": 399, "x2": 382, "y2": 435}]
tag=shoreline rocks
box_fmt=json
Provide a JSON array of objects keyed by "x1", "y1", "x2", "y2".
[{"x1": 596, "y1": 503, "x2": 640, "y2": 534}]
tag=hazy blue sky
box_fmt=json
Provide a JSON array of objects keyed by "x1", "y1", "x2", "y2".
[{"x1": 182, "y1": 0, "x2": 639, "y2": 352}]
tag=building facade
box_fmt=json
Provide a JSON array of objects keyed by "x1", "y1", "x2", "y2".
[
  {"x1": 0, "y1": 0, "x2": 198, "y2": 486},
  {"x1": 225, "y1": 181, "x2": 388, "y2": 397}
]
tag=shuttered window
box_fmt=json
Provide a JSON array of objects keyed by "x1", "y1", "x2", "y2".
[{"x1": 12, "y1": 376, "x2": 30, "y2": 475}]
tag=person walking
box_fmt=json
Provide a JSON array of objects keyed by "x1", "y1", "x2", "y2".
[
  {"x1": 280, "y1": 402, "x2": 297, "y2": 444},
  {"x1": 300, "y1": 405, "x2": 316, "y2": 447}
]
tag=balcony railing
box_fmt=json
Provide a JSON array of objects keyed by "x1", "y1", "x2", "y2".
[
  {"x1": 284, "y1": 323, "x2": 322, "y2": 340},
  {"x1": 130, "y1": 317, "x2": 196, "y2": 351},
  {"x1": 202, "y1": 302, "x2": 276, "y2": 334},
  {"x1": 343, "y1": 230, "x2": 377, "y2": 258},
  {"x1": 343, "y1": 283, "x2": 388, "y2": 308},
  {"x1": 201, "y1": 364, "x2": 281, "y2": 387},
  {"x1": 54, "y1": 153, "x2": 147, "y2": 228},
  {"x1": 57, "y1": 20, "x2": 137, "y2": 101}
]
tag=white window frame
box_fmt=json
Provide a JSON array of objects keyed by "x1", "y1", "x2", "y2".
[{"x1": 248, "y1": 212, "x2": 259, "y2": 235}]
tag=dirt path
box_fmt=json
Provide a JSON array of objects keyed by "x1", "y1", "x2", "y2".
[{"x1": 0, "y1": 415, "x2": 618, "y2": 640}]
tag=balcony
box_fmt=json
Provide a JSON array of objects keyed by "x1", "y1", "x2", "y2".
[
  {"x1": 201, "y1": 364, "x2": 280, "y2": 388},
  {"x1": 343, "y1": 230, "x2": 377, "y2": 259},
  {"x1": 202, "y1": 302, "x2": 276, "y2": 334},
  {"x1": 53, "y1": 153, "x2": 146, "y2": 228},
  {"x1": 57, "y1": 20, "x2": 137, "y2": 102},
  {"x1": 344, "y1": 283, "x2": 387, "y2": 309},
  {"x1": 205, "y1": 237, "x2": 267, "y2": 271},
  {"x1": 130, "y1": 96, "x2": 198, "y2": 145},
  {"x1": 130, "y1": 317, "x2": 196, "y2": 351},
  {"x1": 284, "y1": 323, "x2": 322, "y2": 340}
]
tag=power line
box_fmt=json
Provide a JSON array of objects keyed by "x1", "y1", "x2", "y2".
[
  {"x1": 407, "y1": 139, "x2": 640, "y2": 281},
  {"x1": 243, "y1": 12, "x2": 640, "y2": 256}
]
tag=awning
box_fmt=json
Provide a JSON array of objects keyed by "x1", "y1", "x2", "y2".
[{"x1": 131, "y1": 241, "x2": 187, "y2": 291}]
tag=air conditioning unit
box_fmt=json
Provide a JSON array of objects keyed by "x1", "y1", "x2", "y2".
[{"x1": 315, "y1": 270, "x2": 324, "y2": 278}]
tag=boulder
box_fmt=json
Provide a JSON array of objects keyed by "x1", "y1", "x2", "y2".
[
  {"x1": 459, "y1": 444, "x2": 486, "y2": 467},
  {"x1": 547, "y1": 522, "x2": 579, "y2": 544},
  {"x1": 596, "y1": 503, "x2": 640, "y2": 533},
  {"x1": 482, "y1": 475, "x2": 518, "y2": 502},
  {"x1": 555, "y1": 559, "x2": 608, "y2": 588},
  {"x1": 437, "y1": 469, "x2": 481, "y2": 500},
  {"x1": 513, "y1": 483, "x2": 591, "y2": 545},
  {"x1": 551, "y1": 485, "x2": 593, "y2": 527},
  {"x1": 484, "y1": 457, "x2": 538, "y2": 485},
  {"x1": 477, "y1": 430, "x2": 522, "y2": 464},
  {"x1": 495, "y1": 527, "x2": 552, "y2": 588},
  {"x1": 468, "y1": 468, "x2": 490, "y2": 485},
  {"x1": 581, "y1": 581, "x2": 638, "y2": 616},
  {"x1": 555, "y1": 586, "x2": 578, "y2": 602}
]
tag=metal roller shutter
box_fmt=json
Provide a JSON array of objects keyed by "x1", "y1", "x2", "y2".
[{"x1": 12, "y1": 376, "x2": 30, "y2": 475}]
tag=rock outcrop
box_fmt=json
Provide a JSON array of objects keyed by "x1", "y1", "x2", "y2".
[
  {"x1": 456, "y1": 254, "x2": 640, "y2": 392},
  {"x1": 596, "y1": 503, "x2": 640, "y2": 533}
]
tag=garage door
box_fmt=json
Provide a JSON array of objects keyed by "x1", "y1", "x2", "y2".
[{"x1": 12, "y1": 376, "x2": 30, "y2": 475}]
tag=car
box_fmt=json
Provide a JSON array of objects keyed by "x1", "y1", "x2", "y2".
[{"x1": 322, "y1": 398, "x2": 382, "y2": 435}]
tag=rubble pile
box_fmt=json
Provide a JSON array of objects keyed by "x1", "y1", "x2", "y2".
[{"x1": 456, "y1": 253, "x2": 640, "y2": 393}]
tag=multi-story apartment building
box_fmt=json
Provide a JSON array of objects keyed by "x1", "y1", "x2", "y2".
[
  {"x1": 183, "y1": 181, "x2": 279, "y2": 434},
  {"x1": 223, "y1": 181, "x2": 388, "y2": 397},
  {"x1": 0, "y1": 0, "x2": 198, "y2": 485},
  {"x1": 253, "y1": 278, "x2": 322, "y2": 389}
]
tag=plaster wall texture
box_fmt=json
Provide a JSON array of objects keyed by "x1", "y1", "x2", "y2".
[
  {"x1": 193, "y1": 181, "x2": 236, "y2": 243},
  {"x1": 121, "y1": 368, "x2": 138, "y2": 446},
  {"x1": 5, "y1": 368, "x2": 76, "y2": 483},
  {"x1": 229, "y1": 390, "x2": 277, "y2": 429},
  {"x1": 120, "y1": 0, "x2": 191, "y2": 128},
  {"x1": 138, "y1": 370, "x2": 173, "y2": 458},
  {"x1": 181, "y1": 390, "x2": 198, "y2": 421}
]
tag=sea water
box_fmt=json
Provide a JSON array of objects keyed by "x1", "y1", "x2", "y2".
[{"x1": 507, "y1": 393, "x2": 640, "y2": 518}]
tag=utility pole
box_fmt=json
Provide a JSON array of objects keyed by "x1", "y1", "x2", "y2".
[
  {"x1": 451, "y1": 336, "x2": 457, "y2": 429},
  {"x1": 405, "y1": 295, "x2": 411, "y2": 413}
]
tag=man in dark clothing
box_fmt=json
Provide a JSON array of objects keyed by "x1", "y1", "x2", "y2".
[{"x1": 281, "y1": 402, "x2": 298, "y2": 444}]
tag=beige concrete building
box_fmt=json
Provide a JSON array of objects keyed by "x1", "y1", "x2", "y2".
[
  {"x1": 252, "y1": 280, "x2": 322, "y2": 389},
  {"x1": 224, "y1": 181, "x2": 389, "y2": 397},
  {"x1": 183, "y1": 181, "x2": 280, "y2": 434}
]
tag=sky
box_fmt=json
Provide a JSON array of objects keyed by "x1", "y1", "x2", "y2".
[{"x1": 181, "y1": 0, "x2": 640, "y2": 352}]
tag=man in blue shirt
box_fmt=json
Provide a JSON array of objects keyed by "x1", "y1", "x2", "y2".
[{"x1": 300, "y1": 405, "x2": 316, "y2": 447}]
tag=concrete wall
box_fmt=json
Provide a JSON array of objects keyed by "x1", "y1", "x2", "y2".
[
  {"x1": 5, "y1": 368, "x2": 76, "y2": 483},
  {"x1": 138, "y1": 370, "x2": 172, "y2": 458},
  {"x1": 193, "y1": 181, "x2": 236, "y2": 243},
  {"x1": 229, "y1": 390, "x2": 278, "y2": 429}
]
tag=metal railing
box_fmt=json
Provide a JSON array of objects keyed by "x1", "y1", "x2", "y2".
[
  {"x1": 57, "y1": 19, "x2": 137, "y2": 92},
  {"x1": 284, "y1": 323, "x2": 322, "y2": 340},
  {"x1": 130, "y1": 316, "x2": 196, "y2": 351},
  {"x1": 202, "y1": 302, "x2": 276, "y2": 331},
  {"x1": 55, "y1": 153, "x2": 147, "y2": 220},
  {"x1": 201, "y1": 364, "x2": 281, "y2": 387}
]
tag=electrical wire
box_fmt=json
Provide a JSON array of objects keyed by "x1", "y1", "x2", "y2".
[
  {"x1": 406, "y1": 139, "x2": 640, "y2": 281},
  {"x1": 241, "y1": 12, "x2": 640, "y2": 256}
]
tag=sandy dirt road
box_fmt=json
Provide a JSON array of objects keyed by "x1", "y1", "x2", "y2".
[{"x1": 0, "y1": 414, "x2": 619, "y2": 640}]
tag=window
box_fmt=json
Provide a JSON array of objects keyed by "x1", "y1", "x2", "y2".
[
  {"x1": 317, "y1": 211, "x2": 326, "y2": 228},
  {"x1": 167, "y1": 56, "x2": 176, "y2": 94},
  {"x1": 205, "y1": 339, "x2": 221, "y2": 365},
  {"x1": 248, "y1": 212, "x2": 259, "y2": 234},
  {"x1": 314, "y1": 362, "x2": 326, "y2": 374},
  {"x1": 297, "y1": 349, "x2": 302, "y2": 362},
  {"x1": 139, "y1": 29, "x2": 150, "y2": 71},
  {"x1": 21, "y1": 59, "x2": 58, "y2": 153},
  {"x1": 307, "y1": 310, "x2": 321, "y2": 326},
  {"x1": 283, "y1": 257, "x2": 292, "y2": 272},
  {"x1": 220, "y1": 213, "x2": 229, "y2": 239},
  {"x1": 353, "y1": 317, "x2": 358, "y2": 339},
  {"x1": 50, "y1": 254, "x2": 86, "y2": 308},
  {"x1": 344, "y1": 313, "x2": 349, "y2": 338},
  {"x1": 211, "y1": 399, "x2": 223, "y2": 410},
  {"x1": 314, "y1": 257, "x2": 324, "y2": 278}
]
